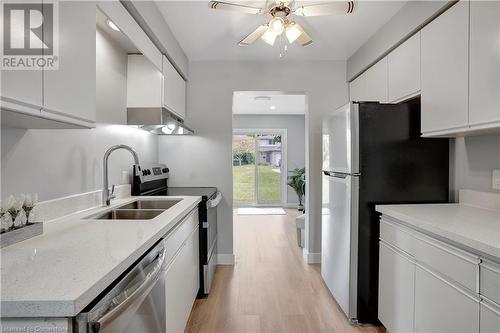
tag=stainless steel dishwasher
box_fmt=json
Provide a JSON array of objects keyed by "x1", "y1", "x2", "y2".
[{"x1": 75, "y1": 240, "x2": 167, "y2": 333}]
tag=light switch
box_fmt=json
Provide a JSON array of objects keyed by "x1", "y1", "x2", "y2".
[{"x1": 493, "y1": 170, "x2": 500, "y2": 190}]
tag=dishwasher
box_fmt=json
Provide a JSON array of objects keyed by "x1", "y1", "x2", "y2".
[{"x1": 75, "y1": 240, "x2": 167, "y2": 333}]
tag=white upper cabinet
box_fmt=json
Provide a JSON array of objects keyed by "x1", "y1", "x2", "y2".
[
  {"x1": 1, "y1": 0, "x2": 95, "y2": 128},
  {"x1": 420, "y1": 1, "x2": 469, "y2": 136},
  {"x1": 388, "y1": 32, "x2": 421, "y2": 103},
  {"x1": 42, "y1": 1, "x2": 96, "y2": 126},
  {"x1": 162, "y1": 55, "x2": 186, "y2": 120},
  {"x1": 126, "y1": 55, "x2": 162, "y2": 108},
  {"x1": 469, "y1": 1, "x2": 500, "y2": 130},
  {"x1": 349, "y1": 57, "x2": 388, "y2": 103}
]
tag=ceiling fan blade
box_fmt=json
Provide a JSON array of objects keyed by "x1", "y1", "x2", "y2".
[
  {"x1": 294, "y1": 24, "x2": 313, "y2": 47},
  {"x1": 238, "y1": 25, "x2": 268, "y2": 46},
  {"x1": 209, "y1": 1, "x2": 264, "y2": 15},
  {"x1": 294, "y1": 1, "x2": 355, "y2": 17}
]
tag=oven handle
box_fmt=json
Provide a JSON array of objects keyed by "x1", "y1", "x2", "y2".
[
  {"x1": 89, "y1": 243, "x2": 167, "y2": 332},
  {"x1": 207, "y1": 191, "x2": 222, "y2": 208}
]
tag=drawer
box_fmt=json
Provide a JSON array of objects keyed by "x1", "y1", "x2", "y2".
[
  {"x1": 380, "y1": 218, "x2": 415, "y2": 256},
  {"x1": 414, "y1": 235, "x2": 479, "y2": 292},
  {"x1": 163, "y1": 209, "x2": 198, "y2": 266},
  {"x1": 481, "y1": 261, "x2": 500, "y2": 305}
]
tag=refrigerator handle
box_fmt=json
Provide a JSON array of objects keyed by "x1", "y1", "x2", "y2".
[{"x1": 323, "y1": 171, "x2": 350, "y2": 179}]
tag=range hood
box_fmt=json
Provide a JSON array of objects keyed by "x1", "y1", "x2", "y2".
[{"x1": 127, "y1": 108, "x2": 194, "y2": 135}]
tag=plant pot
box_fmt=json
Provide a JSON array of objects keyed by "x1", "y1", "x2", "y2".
[{"x1": 297, "y1": 204, "x2": 304, "y2": 212}]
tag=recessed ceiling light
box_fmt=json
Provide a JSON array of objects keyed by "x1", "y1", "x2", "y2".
[
  {"x1": 270, "y1": 106, "x2": 276, "y2": 110},
  {"x1": 106, "y1": 19, "x2": 120, "y2": 32}
]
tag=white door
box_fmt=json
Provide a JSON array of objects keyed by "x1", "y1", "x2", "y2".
[
  {"x1": 378, "y1": 242, "x2": 415, "y2": 333},
  {"x1": 420, "y1": 1, "x2": 469, "y2": 135},
  {"x1": 321, "y1": 173, "x2": 358, "y2": 319},
  {"x1": 414, "y1": 265, "x2": 479, "y2": 333},
  {"x1": 322, "y1": 103, "x2": 358, "y2": 174}
]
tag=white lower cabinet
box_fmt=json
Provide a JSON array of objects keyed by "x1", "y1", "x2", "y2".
[
  {"x1": 414, "y1": 265, "x2": 479, "y2": 333},
  {"x1": 165, "y1": 226, "x2": 199, "y2": 333},
  {"x1": 378, "y1": 242, "x2": 415, "y2": 333},
  {"x1": 481, "y1": 300, "x2": 500, "y2": 333}
]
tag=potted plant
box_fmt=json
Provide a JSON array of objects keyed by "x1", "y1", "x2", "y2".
[{"x1": 287, "y1": 168, "x2": 305, "y2": 211}]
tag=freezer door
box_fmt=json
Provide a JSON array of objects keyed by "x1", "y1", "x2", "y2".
[
  {"x1": 322, "y1": 103, "x2": 359, "y2": 174},
  {"x1": 321, "y1": 172, "x2": 358, "y2": 321}
]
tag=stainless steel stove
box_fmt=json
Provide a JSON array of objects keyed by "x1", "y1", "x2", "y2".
[{"x1": 132, "y1": 164, "x2": 221, "y2": 297}]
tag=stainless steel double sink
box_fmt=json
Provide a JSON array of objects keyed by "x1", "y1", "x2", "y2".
[{"x1": 85, "y1": 199, "x2": 181, "y2": 220}]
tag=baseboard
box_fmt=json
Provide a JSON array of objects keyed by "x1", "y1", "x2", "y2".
[
  {"x1": 217, "y1": 253, "x2": 235, "y2": 265},
  {"x1": 302, "y1": 248, "x2": 321, "y2": 264}
]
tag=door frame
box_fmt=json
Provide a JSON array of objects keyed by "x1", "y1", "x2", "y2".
[{"x1": 233, "y1": 128, "x2": 288, "y2": 207}]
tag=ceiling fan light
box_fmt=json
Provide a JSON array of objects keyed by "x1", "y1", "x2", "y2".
[
  {"x1": 269, "y1": 17, "x2": 285, "y2": 35},
  {"x1": 285, "y1": 23, "x2": 302, "y2": 44},
  {"x1": 261, "y1": 28, "x2": 277, "y2": 45}
]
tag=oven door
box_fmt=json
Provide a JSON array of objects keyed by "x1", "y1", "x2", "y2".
[{"x1": 206, "y1": 191, "x2": 222, "y2": 255}]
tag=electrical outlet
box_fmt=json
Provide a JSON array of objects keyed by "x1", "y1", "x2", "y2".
[{"x1": 493, "y1": 170, "x2": 500, "y2": 190}]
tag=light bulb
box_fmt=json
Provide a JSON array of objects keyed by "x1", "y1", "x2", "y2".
[
  {"x1": 161, "y1": 126, "x2": 174, "y2": 134},
  {"x1": 269, "y1": 17, "x2": 285, "y2": 35},
  {"x1": 285, "y1": 22, "x2": 302, "y2": 44},
  {"x1": 166, "y1": 122, "x2": 176, "y2": 130},
  {"x1": 106, "y1": 19, "x2": 120, "y2": 32},
  {"x1": 261, "y1": 28, "x2": 277, "y2": 46}
]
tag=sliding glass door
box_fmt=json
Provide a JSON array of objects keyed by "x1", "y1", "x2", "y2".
[{"x1": 233, "y1": 131, "x2": 284, "y2": 206}]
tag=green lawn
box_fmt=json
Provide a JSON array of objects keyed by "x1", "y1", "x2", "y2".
[{"x1": 233, "y1": 165, "x2": 281, "y2": 204}]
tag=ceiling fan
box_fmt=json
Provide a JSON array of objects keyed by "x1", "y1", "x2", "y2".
[{"x1": 208, "y1": 1, "x2": 356, "y2": 47}]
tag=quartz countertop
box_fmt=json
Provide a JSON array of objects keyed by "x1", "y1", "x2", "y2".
[
  {"x1": 376, "y1": 203, "x2": 500, "y2": 262},
  {"x1": 0, "y1": 195, "x2": 201, "y2": 317}
]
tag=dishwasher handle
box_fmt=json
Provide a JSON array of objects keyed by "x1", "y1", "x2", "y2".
[
  {"x1": 207, "y1": 191, "x2": 222, "y2": 208},
  {"x1": 89, "y1": 243, "x2": 167, "y2": 332}
]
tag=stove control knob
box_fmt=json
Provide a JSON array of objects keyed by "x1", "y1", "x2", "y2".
[
  {"x1": 162, "y1": 168, "x2": 169, "y2": 173},
  {"x1": 147, "y1": 169, "x2": 151, "y2": 175}
]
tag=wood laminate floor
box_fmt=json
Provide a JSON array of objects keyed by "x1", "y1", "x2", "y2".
[{"x1": 185, "y1": 209, "x2": 385, "y2": 333}]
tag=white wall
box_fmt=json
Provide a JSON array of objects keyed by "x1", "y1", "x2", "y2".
[
  {"x1": 158, "y1": 60, "x2": 347, "y2": 259},
  {"x1": 232, "y1": 114, "x2": 305, "y2": 205},
  {"x1": 1, "y1": 25, "x2": 159, "y2": 201},
  {"x1": 450, "y1": 133, "x2": 500, "y2": 201}
]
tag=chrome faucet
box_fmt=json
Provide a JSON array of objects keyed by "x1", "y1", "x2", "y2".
[{"x1": 103, "y1": 145, "x2": 139, "y2": 206}]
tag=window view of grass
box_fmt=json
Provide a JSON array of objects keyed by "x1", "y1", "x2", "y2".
[
  {"x1": 233, "y1": 133, "x2": 282, "y2": 205},
  {"x1": 233, "y1": 164, "x2": 281, "y2": 204}
]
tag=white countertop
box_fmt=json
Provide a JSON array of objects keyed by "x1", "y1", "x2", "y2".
[
  {"x1": 376, "y1": 203, "x2": 500, "y2": 261},
  {"x1": 0, "y1": 195, "x2": 201, "y2": 317}
]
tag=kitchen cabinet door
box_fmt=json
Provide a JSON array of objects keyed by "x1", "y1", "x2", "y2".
[
  {"x1": 414, "y1": 265, "x2": 479, "y2": 333},
  {"x1": 162, "y1": 55, "x2": 186, "y2": 120},
  {"x1": 127, "y1": 55, "x2": 163, "y2": 108},
  {"x1": 480, "y1": 301, "x2": 500, "y2": 333},
  {"x1": 349, "y1": 74, "x2": 365, "y2": 102},
  {"x1": 469, "y1": 1, "x2": 500, "y2": 130},
  {"x1": 364, "y1": 57, "x2": 388, "y2": 103},
  {"x1": 165, "y1": 226, "x2": 199, "y2": 333},
  {"x1": 420, "y1": 1, "x2": 469, "y2": 136},
  {"x1": 42, "y1": 1, "x2": 96, "y2": 126},
  {"x1": 378, "y1": 242, "x2": 415, "y2": 333},
  {"x1": 388, "y1": 33, "x2": 421, "y2": 103},
  {"x1": 349, "y1": 58, "x2": 387, "y2": 103},
  {"x1": 1, "y1": 0, "x2": 43, "y2": 115}
]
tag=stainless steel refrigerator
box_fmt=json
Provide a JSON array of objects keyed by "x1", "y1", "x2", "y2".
[{"x1": 321, "y1": 101, "x2": 449, "y2": 324}]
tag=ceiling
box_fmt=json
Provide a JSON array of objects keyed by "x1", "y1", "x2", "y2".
[
  {"x1": 156, "y1": 1, "x2": 407, "y2": 61},
  {"x1": 233, "y1": 91, "x2": 306, "y2": 115}
]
